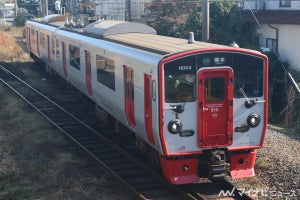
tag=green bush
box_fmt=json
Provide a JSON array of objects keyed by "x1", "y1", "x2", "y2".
[
  {"x1": 265, "y1": 52, "x2": 290, "y2": 123},
  {"x1": 14, "y1": 13, "x2": 26, "y2": 26}
]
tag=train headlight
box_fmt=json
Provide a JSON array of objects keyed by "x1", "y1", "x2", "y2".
[
  {"x1": 168, "y1": 119, "x2": 182, "y2": 134},
  {"x1": 247, "y1": 114, "x2": 260, "y2": 128}
]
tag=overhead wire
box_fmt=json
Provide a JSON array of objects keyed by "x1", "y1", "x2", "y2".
[{"x1": 244, "y1": 2, "x2": 300, "y2": 95}]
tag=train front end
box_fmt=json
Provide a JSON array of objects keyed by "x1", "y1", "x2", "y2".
[{"x1": 158, "y1": 48, "x2": 268, "y2": 184}]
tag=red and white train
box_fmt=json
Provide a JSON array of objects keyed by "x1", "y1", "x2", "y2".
[{"x1": 26, "y1": 15, "x2": 268, "y2": 184}]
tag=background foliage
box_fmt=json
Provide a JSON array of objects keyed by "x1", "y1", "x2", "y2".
[{"x1": 148, "y1": 1, "x2": 293, "y2": 124}]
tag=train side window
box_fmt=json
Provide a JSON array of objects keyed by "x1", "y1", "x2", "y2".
[
  {"x1": 69, "y1": 44, "x2": 80, "y2": 70},
  {"x1": 56, "y1": 39, "x2": 60, "y2": 58},
  {"x1": 40, "y1": 32, "x2": 46, "y2": 49},
  {"x1": 36, "y1": 31, "x2": 40, "y2": 56},
  {"x1": 31, "y1": 29, "x2": 36, "y2": 44},
  {"x1": 52, "y1": 37, "x2": 55, "y2": 55},
  {"x1": 27, "y1": 27, "x2": 31, "y2": 49},
  {"x1": 96, "y1": 54, "x2": 115, "y2": 91}
]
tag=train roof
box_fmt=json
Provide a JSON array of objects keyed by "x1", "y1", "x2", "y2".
[
  {"x1": 31, "y1": 15, "x2": 237, "y2": 55},
  {"x1": 83, "y1": 20, "x2": 157, "y2": 37},
  {"x1": 106, "y1": 33, "x2": 226, "y2": 55}
]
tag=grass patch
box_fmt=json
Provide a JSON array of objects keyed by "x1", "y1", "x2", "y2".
[
  {"x1": 3, "y1": 182, "x2": 33, "y2": 200},
  {"x1": 0, "y1": 26, "x2": 29, "y2": 62},
  {"x1": 255, "y1": 156, "x2": 270, "y2": 170}
]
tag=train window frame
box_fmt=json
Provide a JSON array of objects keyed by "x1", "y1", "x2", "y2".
[
  {"x1": 96, "y1": 54, "x2": 116, "y2": 91},
  {"x1": 69, "y1": 44, "x2": 81, "y2": 70},
  {"x1": 40, "y1": 32, "x2": 46, "y2": 49},
  {"x1": 52, "y1": 37, "x2": 55, "y2": 55},
  {"x1": 205, "y1": 77, "x2": 225, "y2": 102},
  {"x1": 164, "y1": 55, "x2": 197, "y2": 103},
  {"x1": 280, "y1": 0, "x2": 291, "y2": 7},
  {"x1": 31, "y1": 29, "x2": 36, "y2": 44},
  {"x1": 164, "y1": 74, "x2": 197, "y2": 103},
  {"x1": 27, "y1": 27, "x2": 31, "y2": 50},
  {"x1": 56, "y1": 39, "x2": 60, "y2": 58}
]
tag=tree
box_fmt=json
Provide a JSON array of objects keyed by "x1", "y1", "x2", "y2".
[
  {"x1": 148, "y1": 1, "x2": 255, "y2": 48},
  {"x1": 148, "y1": 1, "x2": 198, "y2": 38},
  {"x1": 185, "y1": 1, "x2": 255, "y2": 47}
]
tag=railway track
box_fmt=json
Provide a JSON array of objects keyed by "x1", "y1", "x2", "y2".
[{"x1": 0, "y1": 63, "x2": 255, "y2": 200}]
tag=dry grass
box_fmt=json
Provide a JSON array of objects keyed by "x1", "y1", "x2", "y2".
[
  {"x1": 0, "y1": 27, "x2": 30, "y2": 62},
  {"x1": 0, "y1": 26, "x2": 130, "y2": 200},
  {"x1": 255, "y1": 156, "x2": 270, "y2": 170},
  {"x1": 0, "y1": 84, "x2": 129, "y2": 200}
]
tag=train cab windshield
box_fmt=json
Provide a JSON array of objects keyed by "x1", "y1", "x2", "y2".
[
  {"x1": 164, "y1": 52, "x2": 264, "y2": 103},
  {"x1": 164, "y1": 56, "x2": 197, "y2": 103}
]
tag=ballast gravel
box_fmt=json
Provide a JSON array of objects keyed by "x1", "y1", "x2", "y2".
[{"x1": 233, "y1": 126, "x2": 300, "y2": 200}]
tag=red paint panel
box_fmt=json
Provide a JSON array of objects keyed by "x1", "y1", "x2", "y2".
[
  {"x1": 144, "y1": 74, "x2": 155, "y2": 144},
  {"x1": 260, "y1": 56, "x2": 269, "y2": 148},
  {"x1": 159, "y1": 156, "x2": 198, "y2": 184},
  {"x1": 197, "y1": 68, "x2": 233, "y2": 148},
  {"x1": 124, "y1": 66, "x2": 136, "y2": 128},
  {"x1": 230, "y1": 151, "x2": 256, "y2": 178},
  {"x1": 85, "y1": 50, "x2": 93, "y2": 96}
]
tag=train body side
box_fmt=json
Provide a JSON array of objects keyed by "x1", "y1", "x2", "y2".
[{"x1": 25, "y1": 20, "x2": 164, "y2": 154}]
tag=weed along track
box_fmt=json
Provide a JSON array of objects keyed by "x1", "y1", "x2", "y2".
[{"x1": 0, "y1": 64, "x2": 255, "y2": 200}]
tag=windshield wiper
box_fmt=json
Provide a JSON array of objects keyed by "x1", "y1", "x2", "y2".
[{"x1": 239, "y1": 87, "x2": 265, "y2": 108}]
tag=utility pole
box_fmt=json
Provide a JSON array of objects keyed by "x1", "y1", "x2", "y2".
[
  {"x1": 70, "y1": 0, "x2": 76, "y2": 16},
  {"x1": 126, "y1": 0, "x2": 131, "y2": 21},
  {"x1": 14, "y1": 0, "x2": 18, "y2": 17},
  {"x1": 202, "y1": 0, "x2": 209, "y2": 42},
  {"x1": 41, "y1": 0, "x2": 48, "y2": 17}
]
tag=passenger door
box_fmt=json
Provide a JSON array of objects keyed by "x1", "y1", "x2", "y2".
[
  {"x1": 197, "y1": 67, "x2": 233, "y2": 148},
  {"x1": 144, "y1": 74, "x2": 154, "y2": 144},
  {"x1": 124, "y1": 66, "x2": 136, "y2": 128}
]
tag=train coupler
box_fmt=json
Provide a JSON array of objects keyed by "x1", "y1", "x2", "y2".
[
  {"x1": 210, "y1": 164, "x2": 226, "y2": 181},
  {"x1": 206, "y1": 149, "x2": 227, "y2": 181}
]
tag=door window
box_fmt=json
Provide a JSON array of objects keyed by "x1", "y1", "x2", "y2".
[{"x1": 205, "y1": 77, "x2": 225, "y2": 101}]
